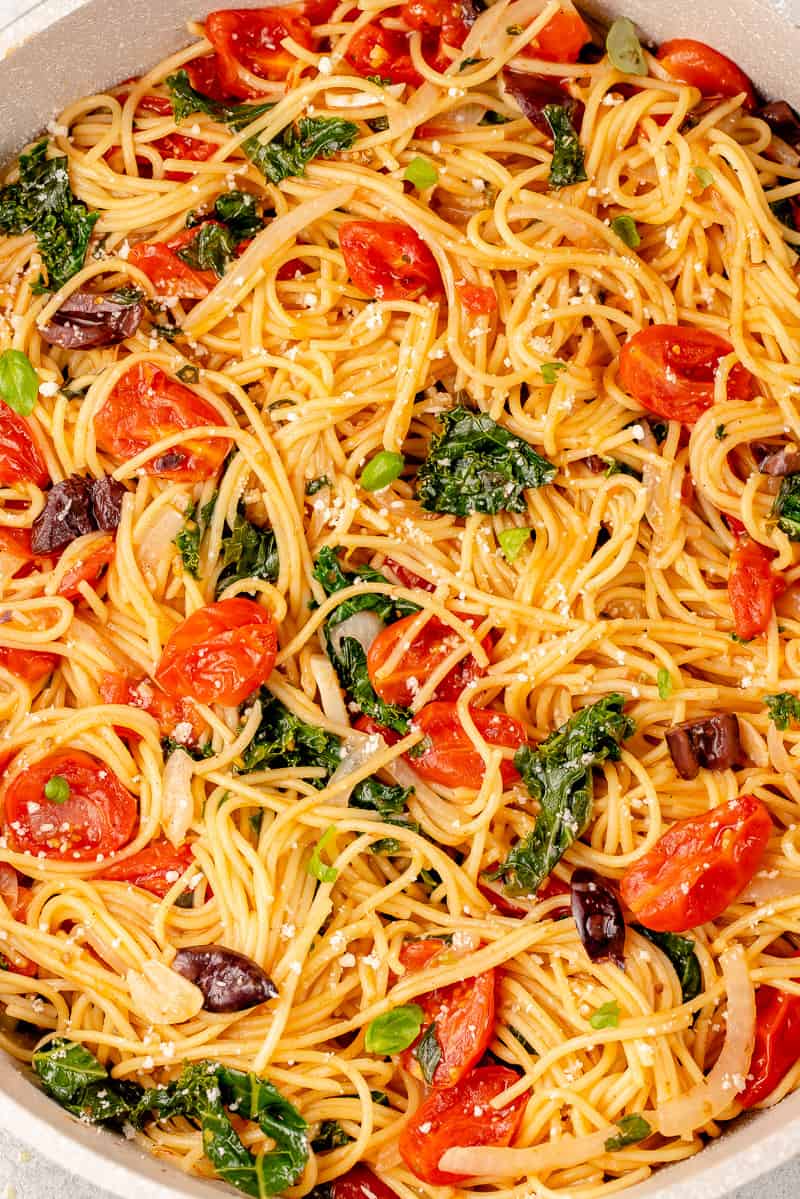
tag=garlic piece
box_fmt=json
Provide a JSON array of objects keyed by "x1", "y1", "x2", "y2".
[{"x1": 127, "y1": 960, "x2": 204, "y2": 1025}]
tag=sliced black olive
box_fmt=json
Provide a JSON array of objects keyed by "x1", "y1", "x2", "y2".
[
  {"x1": 172, "y1": 944, "x2": 278, "y2": 1012},
  {"x1": 665, "y1": 713, "x2": 742, "y2": 781},
  {"x1": 585, "y1": 455, "x2": 607, "y2": 474},
  {"x1": 39, "y1": 290, "x2": 143, "y2": 350},
  {"x1": 570, "y1": 867, "x2": 625, "y2": 969},
  {"x1": 751, "y1": 442, "x2": 800, "y2": 477},
  {"x1": 501, "y1": 69, "x2": 583, "y2": 137},
  {"x1": 89, "y1": 476, "x2": 125, "y2": 532},
  {"x1": 759, "y1": 100, "x2": 800, "y2": 146},
  {"x1": 31, "y1": 475, "x2": 95, "y2": 554}
]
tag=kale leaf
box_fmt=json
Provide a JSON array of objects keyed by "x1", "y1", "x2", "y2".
[
  {"x1": 31, "y1": 1039, "x2": 139, "y2": 1122},
  {"x1": 543, "y1": 104, "x2": 587, "y2": 189},
  {"x1": 634, "y1": 927, "x2": 701, "y2": 1002},
  {"x1": 416, "y1": 406, "x2": 555, "y2": 516},
  {"x1": 166, "y1": 70, "x2": 275, "y2": 131},
  {"x1": 311, "y1": 1120, "x2": 351, "y2": 1152},
  {"x1": 213, "y1": 190, "x2": 265, "y2": 240},
  {"x1": 241, "y1": 690, "x2": 342, "y2": 779},
  {"x1": 217, "y1": 514, "x2": 279, "y2": 596},
  {"x1": 0, "y1": 141, "x2": 98, "y2": 292},
  {"x1": 243, "y1": 117, "x2": 359, "y2": 185},
  {"x1": 772, "y1": 473, "x2": 800, "y2": 540},
  {"x1": 178, "y1": 222, "x2": 238, "y2": 276},
  {"x1": 765, "y1": 691, "x2": 800, "y2": 731},
  {"x1": 351, "y1": 776, "x2": 418, "y2": 844},
  {"x1": 492, "y1": 695, "x2": 634, "y2": 894},
  {"x1": 312, "y1": 547, "x2": 417, "y2": 733},
  {"x1": 174, "y1": 493, "x2": 217, "y2": 578}
]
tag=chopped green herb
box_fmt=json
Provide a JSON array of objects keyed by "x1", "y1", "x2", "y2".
[
  {"x1": 541, "y1": 361, "x2": 568, "y2": 385},
  {"x1": 306, "y1": 475, "x2": 331, "y2": 495},
  {"x1": 635, "y1": 927, "x2": 701, "y2": 1002},
  {"x1": 610, "y1": 214, "x2": 641, "y2": 248},
  {"x1": 176, "y1": 364, "x2": 200, "y2": 385},
  {"x1": 772, "y1": 473, "x2": 800, "y2": 540},
  {"x1": 590, "y1": 1000, "x2": 620, "y2": 1030},
  {"x1": 0, "y1": 349, "x2": 38, "y2": 417},
  {"x1": 543, "y1": 104, "x2": 587, "y2": 189},
  {"x1": 460, "y1": 57, "x2": 483, "y2": 69},
  {"x1": 415, "y1": 1022, "x2": 442, "y2": 1084},
  {"x1": 694, "y1": 165, "x2": 714, "y2": 189},
  {"x1": 480, "y1": 109, "x2": 511, "y2": 125},
  {"x1": 311, "y1": 1120, "x2": 351, "y2": 1152},
  {"x1": 360, "y1": 451, "x2": 404, "y2": 491},
  {"x1": 366, "y1": 75, "x2": 393, "y2": 86},
  {"x1": 44, "y1": 775, "x2": 70, "y2": 804},
  {"x1": 498, "y1": 526, "x2": 532, "y2": 562},
  {"x1": 606, "y1": 18, "x2": 647, "y2": 75},
  {"x1": 765, "y1": 691, "x2": 800, "y2": 731},
  {"x1": 366, "y1": 115, "x2": 390, "y2": 133},
  {"x1": 656, "y1": 668, "x2": 672, "y2": 700},
  {"x1": 603, "y1": 458, "x2": 639, "y2": 478},
  {"x1": 404, "y1": 156, "x2": 438, "y2": 190},
  {"x1": 715, "y1": 423, "x2": 726, "y2": 440},
  {"x1": 308, "y1": 826, "x2": 339, "y2": 883},
  {"x1": 111, "y1": 285, "x2": 144, "y2": 306},
  {"x1": 604, "y1": 1114, "x2": 651, "y2": 1152},
  {"x1": 365, "y1": 1005, "x2": 425, "y2": 1054},
  {"x1": 244, "y1": 117, "x2": 359, "y2": 185},
  {"x1": 161, "y1": 737, "x2": 214, "y2": 761}
]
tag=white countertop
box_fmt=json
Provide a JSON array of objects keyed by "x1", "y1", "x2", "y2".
[{"x1": 2, "y1": 0, "x2": 800, "y2": 1196}]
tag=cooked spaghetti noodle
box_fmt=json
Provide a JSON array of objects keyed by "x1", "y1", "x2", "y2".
[{"x1": 2, "y1": 2, "x2": 800, "y2": 1195}]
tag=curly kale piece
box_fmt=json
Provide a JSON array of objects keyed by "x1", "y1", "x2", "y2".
[
  {"x1": 243, "y1": 117, "x2": 359, "y2": 184},
  {"x1": 772, "y1": 473, "x2": 800, "y2": 540}
]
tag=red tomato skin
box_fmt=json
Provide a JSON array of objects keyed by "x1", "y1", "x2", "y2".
[
  {"x1": 656, "y1": 39, "x2": 755, "y2": 110},
  {"x1": 0, "y1": 864, "x2": 37, "y2": 975},
  {"x1": 383, "y1": 558, "x2": 436, "y2": 592},
  {"x1": 155, "y1": 597, "x2": 278, "y2": 706},
  {"x1": 0, "y1": 407, "x2": 49, "y2": 488},
  {"x1": 332, "y1": 1166, "x2": 399, "y2": 1199},
  {"x1": 0, "y1": 645, "x2": 57, "y2": 685},
  {"x1": 94, "y1": 361, "x2": 230, "y2": 481},
  {"x1": 56, "y1": 533, "x2": 116, "y2": 600},
  {"x1": 618, "y1": 325, "x2": 756, "y2": 425},
  {"x1": 2, "y1": 749, "x2": 137, "y2": 861},
  {"x1": 152, "y1": 134, "x2": 216, "y2": 181},
  {"x1": 740, "y1": 978, "x2": 800, "y2": 1108},
  {"x1": 101, "y1": 840, "x2": 194, "y2": 897},
  {"x1": 205, "y1": 7, "x2": 313, "y2": 96},
  {"x1": 729, "y1": 535, "x2": 777, "y2": 641},
  {"x1": 409, "y1": 702, "x2": 527, "y2": 788},
  {"x1": 520, "y1": 6, "x2": 591, "y2": 62},
  {"x1": 366, "y1": 612, "x2": 490, "y2": 706},
  {"x1": 399, "y1": 1065, "x2": 528, "y2": 1185},
  {"x1": 620, "y1": 794, "x2": 772, "y2": 932},
  {"x1": 128, "y1": 226, "x2": 217, "y2": 298},
  {"x1": 186, "y1": 54, "x2": 233, "y2": 101},
  {"x1": 478, "y1": 869, "x2": 571, "y2": 916},
  {"x1": 99, "y1": 672, "x2": 203, "y2": 742},
  {"x1": 458, "y1": 282, "x2": 498, "y2": 315},
  {"x1": 340, "y1": 221, "x2": 443, "y2": 301},
  {"x1": 353, "y1": 714, "x2": 402, "y2": 746},
  {"x1": 399, "y1": 936, "x2": 447, "y2": 971},
  {"x1": 345, "y1": 23, "x2": 421, "y2": 85}
]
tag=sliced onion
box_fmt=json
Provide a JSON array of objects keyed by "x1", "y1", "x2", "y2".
[
  {"x1": 325, "y1": 83, "x2": 404, "y2": 107},
  {"x1": 329, "y1": 609, "x2": 384, "y2": 658},
  {"x1": 137, "y1": 503, "x2": 187, "y2": 579},
  {"x1": 162, "y1": 748, "x2": 195, "y2": 847},
  {"x1": 310, "y1": 654, "x2": 349, "y2": 726},
  {"x1": 739, "y1": 871, "x2": 800, "y2": 904},
  {"x1": 656, "y1": 944, "x2": 754, "y2": 1138},
  {"x1": 767, "y1": 722, "x2": 795, "y2": 773},
  {"x1": 737, "y1": 717, "x2": 769, "y2": 767},
  {"x1": 328, "y1": 729, "x2": 386, "y2": 802},
  {"x1": 440, "y1": 1126, "x2": 611, "y2": 1179},
  {"x1": 467, "y1": 0, "x2": 555, "y2": 60},
  {"x1": 0, "y1": 863, "x2": 19, "y2": 913},
  {"x1": 390, "y1": 82, "x2": 437, "y2": 137}
]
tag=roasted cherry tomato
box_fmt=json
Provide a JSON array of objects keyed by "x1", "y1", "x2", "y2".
[
  {"x1": 0, "y1": 526, "x2": 36, "y2": 578},
  {"x1": 729, "y1": 533, "x2": 782, "y2": 641},
  {"x1": 94, "y1": 361, "x2": 230, "y2": 481},
  {"x1": 346, "y1": 23, "x2": 421, "y2": 85},
  {"x1": 478, "y1": 868, "x2": 571, "y2": 916},
  {"x1": 2, "y1": 749, "x2": 137, "y2": 861},
  {"x1": 340, "y1": 221, "x2": 443, "y2": 301},
  {"x1": 205, "y1": 6, "x2": 314, "y2": 96},
  {"x1": 354, "y1": 714, "x2": 402, "y2": 745},
  {"x1": 399, "y1": 1065, "x2": 528, "y2": 1185},
  {"x1": 656, "y1": 39, "x2": 755, "y2": 110},
  {"x1": 332, "y1": 1166, "x2": 399, "y2": 1199},
  {"x1": 56, "y1": 533, "x2": 116, "y2": 600},
  {"x1": 620, "y1": 794, "x2": 772, "y2": 933},
  {"x1": 367, "y1": 612, "x2": 490, "y2": 706},
  {"x1": 740, "y1": 974, "x2": 800, "y2": 1108},
  {"x1": 0, "y1": 645, "x2": 57, "y2": 685},
  {"x1": 155, "y1": 597, "x2": 278, "y2": 706},
  {"x1": 457, "y1": 282, "x2": 498, "y2": 315},
  {"x1": 399, "y1": 938, "x2": 496, "y2": 1087},
  {"x1": 128, "y1": 225, "x2": 218, "y2": 299},
  {"x1": 409, "y1": 702, "x2": 526, "y2": 788},
  {"x1": 0, "y1": 863, "x2": 37, "y2": 976},
  {"x1": 345, "y1": 0, "x2": 472, "y2": 84},
  {"x1": 618, "y1": 325, "x2": 756, "y2": 425},
  {"x1": 186, "y1": 54, "x2": 233, "y2": 101},
  {"x1": 151, "y1": 133, "x2": 217, "y2": 181},
  {"x1": 0, "y1": 405, "x2": 48, "y2": 488},
  {"x1": 383, "y1": 558, "x2": 436, "y2": 592},
  {"x1": 101, "y1": 840, "x2": 194, "y2": 897},
  {"x1": 519, "y1": 3, "x2": 591, "y2": 63},
  {"x1": 99, "y1": 672, "x2": 203, "y2": 742}
]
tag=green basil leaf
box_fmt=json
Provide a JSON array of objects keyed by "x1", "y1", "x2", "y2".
[
  {"x1": 635, "y1": 927, "x2": 701, "y2": 1002},
  {"x1": 694, "y1": 165, "x2": 714, "y2": 189},
  {"x1": 765, "y1": 691, "x2": 800, "y2": 731},
  {"x1": 543, "y1": 104, "x2": 587, "y2": 189},
  {"x1": 365, "y1": 1005, "x2": 424, "y2": 1054},
  {"x1": 541, "y1": 361, "x2": 567, "y2": 385},
  {"x1": 604, "y1": 1113, "x2": 651, "y2": 1152},
  {"x1": 404, "y1": 157, "x2": 438, "y2": 190},
  {"x1": 0, "y1": 349, "x2": 38, "y2": 416},
  {"x1": 606, "y1": 18, "x2": 648, "y2": 76}
]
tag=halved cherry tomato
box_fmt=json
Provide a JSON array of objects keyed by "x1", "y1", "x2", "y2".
[
  {"x1": 128, "y1": 225, "x2": 218, "y2": 299},
  {"x1": 0, "y1": 405, "x2": 48, "y2": 488},
  {"x1": 457, "y1": 282, "x2": 498, "y2": 315},
  {"x1": 205, "y1": 7, "x2": 314, "y2": 97},
  {"x1": 478, "y1": 868, "x2": 571, "y2": 916},
  {"x1": 403, "y1": 0, "x2": 473, "y2": 68},
  {"x1": 101, "y1": 840, "x2": 194, "y2": 897},
  {"x1": 399, "y1": 938, "x2": 496, "y2": 1087},
  {"x1": 155, "y1": 597, "x2": 278, "y2": 706},
  {"x1": 729, "y1": 533, "x2": 782, "y2": 641},
  {"x1": 656, "y1": 39, "x2": 755, "y2": 110},
  {"x1": 2, "y1": 749, "x2": 137, "y2": 861},
  {"x1": 276, "y1": 257, "x2": 313, "y2": 281},
  {"x1": 0, "y1": 645, "x2": 57, "y2": 685},
  {"x1": 345, "y1": 0, "x2": 472, "y2": 84},
  {"x1": 332, "y1": 1166, "x2": 399, "y2": 1199},
  {"x1": 57, "y1": 533, "x2": 116, "y2": 600},
  {"x1": 409, "y1": 702, "x2": 527, "y2": 788},
  {"x1": 340, "y1": 221, "x2": 443, "y2": 300},
  {"x1": 620, "y1": 794, "x2": 772, "y2": 933},
  {"x1": 94, "y1": 361, "x2": 231, "y2": 481},
  {"x1": 367, "y1": 612, "x2": 490, "y2": 707},
  {"x1": 99, "y1": 672, "x2": 203, "y2": 742},
  {"x1": 399, "y1": 1065, "x2": 528, "y2": 1185},
  {"x1": 354, "y1": 714, "x2": 402, "y2": 745},
  {"x1": 151, "y1": 134, "x2": 217, "y2": 181},
  {"x1": 618, "y1": 325, "x2": 756, "y2": 425},
  {"x1": 0, "y1": 864, "x2": 37, "y2": 976},
  {"x1": 346, "y1": 23, "x2": 421, "y2": 85},
  {"x1": 740, "y1": 970, "x2": 800, "y2": 1108},
  {"x1": 186, "y1": 54, "x2": 233, "y2": 101},
  {"x1": 520, "y1": 3, "x2": 591, "y2": 63},
  {"x1": 383, "y1": 558, "x2": 436, "y2": 592}
]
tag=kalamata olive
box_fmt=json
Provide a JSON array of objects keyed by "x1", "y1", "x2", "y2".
[
  {"x1": 31, "y1": 475, "x2": 95, "y2": 554},
  {"x1": 89, "y1": 476, "x2": 125, "y2": 532},
  {"x1": 665, "y1": 713, "x2": 742, "y2": 781},
  {"x1": 39, "y1": 290, "x2": 143, "y2": 350},
  {"x1": 759, "y1": 100, "x2": 800, "y2": 147},
  {"x1": 172, "y1": 944, "x2": 278, "y2": 1012},
  {"x1": 502, "y1": 69, "x2": 584, "y2": 137},
  {"x1": 570, "y1": 866, "x2": 625, "y2": 969},
  {"x1": 751, "y1": 442, "x2": 800, "y2": 477}
]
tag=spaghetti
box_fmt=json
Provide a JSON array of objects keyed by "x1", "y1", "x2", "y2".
[{"x1": 1, "y1": 1, "x2": 800, "y2": 1195}]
